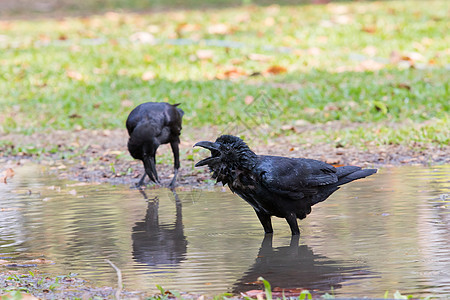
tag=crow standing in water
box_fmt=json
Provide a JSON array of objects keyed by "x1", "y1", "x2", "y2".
[
  {"x1": 195, "y1": 135, "x2": 377, "y2": 235},
  {"x1": 126, "y1": 102, "x2": 184, "y2": 188}
]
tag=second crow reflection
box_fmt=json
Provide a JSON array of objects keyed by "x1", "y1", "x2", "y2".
[
  {"x1": 131, "y1": 190, "x2": 187, "y2": 267},
  {"x1": 233, "y1": 235, "x2": 373, "y2": 295}
]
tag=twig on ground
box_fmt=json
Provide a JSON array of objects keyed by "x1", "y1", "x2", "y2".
[{"x1": 105, "y1": 259, "x2": 123, "y2": 300}]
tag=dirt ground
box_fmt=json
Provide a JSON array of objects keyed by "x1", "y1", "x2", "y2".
[{"x1": 1, "y1": 127, "x2": 449, "y2": 187}]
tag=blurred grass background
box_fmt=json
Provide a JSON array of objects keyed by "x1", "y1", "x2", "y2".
[{"x1": 0, "y1": 0, "x2": 448, "y2": 149}]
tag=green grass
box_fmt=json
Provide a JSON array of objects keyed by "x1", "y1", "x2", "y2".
[{"x1": 0, "y1": 0, "x2": 448, "y2": 147}]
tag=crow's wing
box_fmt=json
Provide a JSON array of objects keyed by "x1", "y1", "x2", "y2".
[{"x1": 256, "y1": 156, "x2": 338, "y2": 198}]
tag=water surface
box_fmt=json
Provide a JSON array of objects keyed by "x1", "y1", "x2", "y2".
[{"x1": 0, "y1": 164, "x2": 449, "y2": 298}]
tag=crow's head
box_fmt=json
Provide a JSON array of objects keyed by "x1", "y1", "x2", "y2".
[{"x1": 194, "y1": 135, "x2": 257, "y2": 184}]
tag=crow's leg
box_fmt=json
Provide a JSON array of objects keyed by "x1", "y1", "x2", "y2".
[
  {"x1": 169, "y1": 140, "x2": 180, "y2": 188},
  {"x1": 151, "y1": 156, "x2": 159, "y2": 183},
  {"x1": 255, "y1": 210, "x2": 273, "y2": 234},
  {"x1": 285, "y1": 213, "x2": 300, "y2": 235}
]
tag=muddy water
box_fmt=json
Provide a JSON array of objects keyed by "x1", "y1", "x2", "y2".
[{"x1": 0, "y1": 164, "x2": 449, "y2": 298}]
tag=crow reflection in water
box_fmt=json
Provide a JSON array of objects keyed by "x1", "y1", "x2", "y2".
[
  {"x1": 233, "y1": 235, "x2": 373, "y2": 295},
  {"x1": 195, "y1": 135, "x2": 377, "y2": 235},
  {"x1": 131, "y1": 190, "x2": 187, "y2": 267}
]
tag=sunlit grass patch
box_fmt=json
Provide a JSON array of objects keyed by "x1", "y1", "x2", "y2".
[{"x1": 0, "y1": 0, "x2": 448, "y2": 148}]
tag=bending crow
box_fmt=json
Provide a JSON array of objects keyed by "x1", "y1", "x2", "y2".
[{"x1": 126, "y1": 102, "x2": 183, "y2": 188}]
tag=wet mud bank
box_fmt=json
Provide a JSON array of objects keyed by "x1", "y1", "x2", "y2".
[{"x1": 1, "y1": 128, "x2": 449, "y2": 187}]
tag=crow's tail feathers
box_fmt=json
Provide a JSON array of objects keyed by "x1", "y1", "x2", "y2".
[
  {"x1": 311, "y1": 167, "x2": 377, "y2": 206},
  {"x1": 336, "y1": 167, "x2": 377, "y2": 186}
]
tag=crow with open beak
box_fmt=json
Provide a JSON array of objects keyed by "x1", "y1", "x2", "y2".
[{"x1": 195, "y1": 135, "x2": 377, "y2": 235}]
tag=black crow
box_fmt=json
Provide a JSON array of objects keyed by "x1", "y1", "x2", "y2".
[
  {"x1": 126, "y1": 102, "x2": 184, "y2": 188},
  {"x1": 194, "y1": 135, "x2": 377, "y2": 235}
]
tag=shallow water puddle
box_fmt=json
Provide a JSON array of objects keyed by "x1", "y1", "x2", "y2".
[{"x1": 0, "y1": 164, "x2": 449, "y2": 298}]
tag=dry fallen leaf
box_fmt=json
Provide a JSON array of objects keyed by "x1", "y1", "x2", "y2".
[
  {"x1": 265, "y1": 65, "x2": 287, "y2": 74},
  {"x1": 281, "y1": 125, "x2": 296, "y2": 132},
  {"x1": 307, "y1": 47, "x2": 321, "y2": 56},
  {"x1": 264, "y1": 17, "x2": 275, "y2": 27},
  {"x1": 66, "y1": 70, "x2": 83, "y2": 80},
  {"x1": 196, "y1": 49, "x2": 214, "y2": 60},
  {"x1": 208, "y1": 23, "x2": 230, "y2": 35},
  {"x1": 121, "y1": 99, "x2": 134, "y2": 107},
  {"x1": 176, "y1": 23, "x2": 201, "y2": 33},
  {"x1": 363, "y1": 45, "x2": 378, "y2": 56},
  {"x1": 130, "y1": 32, "x2": 155, "y2": 44},
  {"x1": 142, "y1": 71, "x2": 156, "y2": 81},
  {"x1": 362, "y1": 25, "x2": 377, "y2": 33},
  {"x1": 216, "y1": 67, "x2": 247, "y2": 79},
  {"x1": 244, "y1": 95, "x2": 254, "y2": 105},
  {"x1": 248, "y1": 53, "x2": 273, "y2": 62}
]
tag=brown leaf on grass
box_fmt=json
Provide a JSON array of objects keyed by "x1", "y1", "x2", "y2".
[
  {"x1": 264, "y1": 17, "x2": 275, "y2": 27},
  {"x1": 248, "y1": 53, "x2": 273, "y2": 62},
  {"x1": 395, "y1": 83, "x2": 411, "y2": 90},
  {"x1": 234, "y1": 13, "x2": 250, "y2": 23},
  {"x1": 390, "y1": 51, "x2": 425, "y2": 67},
  {"x1": 216, "y1": 67, "x2": 247, "y2": 79},
  {"x1": 144, "y1": 55, "x2": 153, "y2": 63},
  {"x1": 363, "y1": 45, "x2": 378, "y2": 56},
  {"x1": 389, "y1": 51, "x2": 402, "y2": 64},
  {"x1": 401, "y1": 51, "x2": 424, "y2": 62},
  {"x1": 38, "y1": 34, "x2": 51, "y2": 42},
  {"x1": 121, "y1": 99, "x2": 134, "y2": 107},
  {"x1": 336, "y1": 60, "x2": 384, "y2": 72},
  {"x1": 130, "y1": 32, "x2": 155, "y2": 44},
  {"x1": 67, "y1": 70, "x2": 83, "y2": 81},
  {"x1": 307, "y1": 47, "x2": 321, "y2": 56},
  {"x1": 265, "y1": 65, "x2": 287, "y2": 74},
  {"x1": 176, "y1": 23, "x2": 201, "y2": 33},
  {"x1": 244, "y1": 95, "x2": 254, "y2": 105},
  {"x1": 281, "y1": 125, "x2": 297, "y2": 132},
  {"x1": 141, "y1": 71, "x2": 156, "y2": 81},
  {"x1": 208, "y1": 23, "x2": 231, "y2": 35},
  {"x1": 1, "y1": 168, "x2": 14, "y2": 184},
  {"x1": 362, "y1": 25, "x2": 377, "y2": 33},
  {"x1": 196, "y1": 49, "x2": 214, "y2": 60},
  {"x1": 324, "y1": 104, "x2": 341, "y2": 111},
  {"x1": 304, "y1": 107, "x2": 318, "y2": 114}
]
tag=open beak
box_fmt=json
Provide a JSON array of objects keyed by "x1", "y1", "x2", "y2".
[{"x1": 194, "y1": 141, "x2": 221, "y2": 167}]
